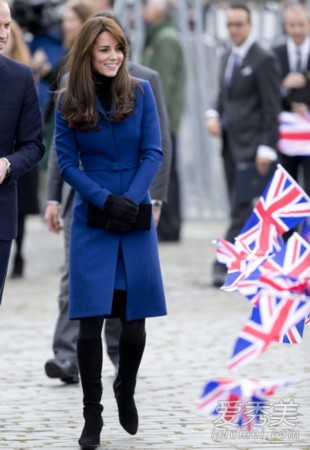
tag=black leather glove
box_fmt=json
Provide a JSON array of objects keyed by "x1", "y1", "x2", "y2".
[
  {"x1": 104, "y1": 194, "x2": 138, "y2": 223},
  {"x1": 104, "y1": 217, "x2": 133, "y2": 234}
]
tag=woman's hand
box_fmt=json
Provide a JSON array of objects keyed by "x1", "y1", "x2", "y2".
[{"x1": 104, "y1": 194, "x2": 139, "y2": 223}]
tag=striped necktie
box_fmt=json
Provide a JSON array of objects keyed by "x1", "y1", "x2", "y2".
[{"x1": 228, "y1": 53, "x2": 240, "y2": 87}]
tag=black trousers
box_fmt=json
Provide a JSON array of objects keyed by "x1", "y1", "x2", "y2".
[
  {"x1": 0, "y1": 240, "x2": 12, "y2": 304},
  {"x1": 157, "y1": 133, "x2": 182, "y2": 241},
  {"x1": 222, "y1": 146, "x2": 253, "y2": 243}
]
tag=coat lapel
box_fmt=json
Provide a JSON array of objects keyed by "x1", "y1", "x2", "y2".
[
  {"x1": 0, "y1": 56, "x2": 7, "y2": 101},
  {"x1": 223, "y1": 43, "x2": 256, "y2": 93},
  {"x1": 95, "y1": 97, "x2": 116, "y2": 120},
  {"x1": 221, "y1": 51, "x2": 231, "y2": 90},
  {"x1": 238, "y1": 42, "x2": 256, "y2": 73},
  {"x1": 283, "y1": 45, "x2": 291, "y2": 76},
  {"x1": 228, "y1": 43, "x2": 256, "y2": 92},
  {"x1": 96, "y1": 97, "x2": 106, "y2": 116}
]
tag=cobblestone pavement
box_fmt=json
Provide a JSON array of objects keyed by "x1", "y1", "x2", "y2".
[{"x1": 0, "y1": 217, "x2": 309, "y2": 450}]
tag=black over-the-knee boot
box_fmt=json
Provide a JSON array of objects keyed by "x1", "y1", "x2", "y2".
[
  {"x1": 113, "y1": 333, "x2": 146, "y2": 435},
  {"x1": 77, "y1": 338, "x2": 103, "y2": 450}
]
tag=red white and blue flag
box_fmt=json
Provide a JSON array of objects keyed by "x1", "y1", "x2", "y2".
[
  {"x1": 227, "y1": 294, "x2": 310, "y2": 370},
  {"x1": 259, "y1": 232, "x2": 310, "y2": 294},
  {"x1": 198, "y1": 377, "x2": 304, "y2": 430},
  {"x1": 279, "y1": 319, "x2": 305, "y2": 344},
  {"x1": 211, "y1": 165, "x2": 310, "y2": 373},
  {"x1": 278, "y1": 112, "x2": 310, "y2": 156},
  {"x1": 236, "y1": 165, "x2": 310, "y2": 256},
  {"x1": 214, "y1": 238, "x2": 270, "y2": 294}
]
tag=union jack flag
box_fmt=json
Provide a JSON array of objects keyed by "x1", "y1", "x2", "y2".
[
  {"x1": 213, "y1": 238, "x2": 258, "y2": 291},
  {"x1": 279, "y1": 319, "x2": 305, "y2": 344},
  {"x1": 278, "y1": 112, "x2": 310, "y2": 156},
  {"x1": 214, "y1": 238, "x2": 247, "y2": 269},
  {"x1": 225, "y1": 233, "x2": 310, "y2": 300},
  {"x1": 258, "y1": 232, "x2": 310, "y2": 294},
  {"x1": 198, "y1": 378, "x2": 263, "y2": 430},
  {"x1": 222, "y1": 255, "x2": 267, "y2": 293},
  {"x1": 214, "y1": 238, "x2": 270, "y2": 292},
  {"x1": 301, "y1": 217, "x2": 310, "y2": 244},
  {"x1": 236, "y1": 165, "x2": 310, "y2": 256},
  {"x1": 198, "y1": 377, "x2": 304, "y2": 430},
  {"x1": 227, "y1": 293, "x2": 310, "y2": 370}
]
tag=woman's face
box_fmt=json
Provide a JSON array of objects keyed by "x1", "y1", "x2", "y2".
[
  {"x1": 62, "y1": 9, "x2": 83, "y2": 48},
  {"x1": 92, "y1": 31, "x2": 124, "y2": 77}
]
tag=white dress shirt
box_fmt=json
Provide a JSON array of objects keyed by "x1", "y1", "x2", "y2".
[
  {"x1": 224, "y1": 35, "x2": 255, "y2": 85},
  {"x1": 287, "y1": 36, "x2": 310, "y2": 72}
]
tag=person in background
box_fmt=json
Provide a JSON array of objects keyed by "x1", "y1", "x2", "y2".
[
  {"x1": 0, "y1": 0, "x2": 44, "y2": 303},
  {"x1": 142, "y1": 0, "x2": 186, "y2": 242},
  {"x1": 273, "y1": 4, "x2": 310, "y2": 196},
  {"x1": 11, "y1": 0, "x2": 66, "y2": 221},
  {"x1": 3, "y1": 19, "x2": 40, "y2": 278},
  {"x1": 11, "y1": 0, "x2": 65, "y2": 114},
  {"x1": 88, "y1": 0, "x2": 115, "y2": 13},
  {"x1": 44, "y1": 1, "x2": 93, "y2": 385},
  {"x1": 205, "y1": 3, "x2": 281, "y2": 287},
  {"x1": 55, "y1": 16, "x2": 166, "y2": 449},
  {"x1": 44, "y1": 7, "x2": 171, "y2": 386},
  {"x1": 40, "y1": 1, "x2": 93, "y2": 167}
]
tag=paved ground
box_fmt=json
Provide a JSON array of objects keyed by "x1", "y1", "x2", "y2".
[{"x1": 0, "y1": 217, "x2": 309, "y2": 450}]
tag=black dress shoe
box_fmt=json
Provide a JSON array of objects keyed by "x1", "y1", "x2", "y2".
[
  {"x1": 45, "y1": 359, "x2": 79, "y2": 384},
  {"x1": 157, "y1": 232, "x2": 180, "y2": 243},
  {"x1": 11, "y1": 254, "x2": 24, "y2": 278},
  {"x1": 212, "y1": 262, "x2": 227, "y2": 288}
]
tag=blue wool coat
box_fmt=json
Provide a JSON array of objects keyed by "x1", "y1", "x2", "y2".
[{"x1": 55, "y1": 79, "x2": 167, "y2": 320}]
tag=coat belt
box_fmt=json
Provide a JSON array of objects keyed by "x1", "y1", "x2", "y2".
[{"x1": 81, "y1": 161, "x2": 141, "y2": 172}]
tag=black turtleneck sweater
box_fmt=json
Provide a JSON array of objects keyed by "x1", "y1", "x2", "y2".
[{"x1": 93, "y1": 72, "x2": 113, "y2": 112}]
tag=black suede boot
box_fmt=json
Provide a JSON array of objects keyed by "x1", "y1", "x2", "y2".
[
  {"x1": 113, "y1": 333, "x2": 146, "y2": 435},
  {"x1": 77, "y1": 338, "x2": 103, "y2": 450}
]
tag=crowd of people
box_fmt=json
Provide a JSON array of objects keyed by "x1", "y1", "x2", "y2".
[
  {"x1": 205, "y1": 2, "x2": 310, "y2": 286},
  {"x1": 0, "y1": 0, "x2": 310, "y2": 449}
]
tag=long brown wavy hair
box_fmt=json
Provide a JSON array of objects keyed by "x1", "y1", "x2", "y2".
[{"x1": 57, "y1": 16, "x2": 139, "y2": 130}]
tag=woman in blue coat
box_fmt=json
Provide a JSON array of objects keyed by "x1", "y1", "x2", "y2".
[{"x1": 55, "y1": 16, "x2": 166, "y2": 450}]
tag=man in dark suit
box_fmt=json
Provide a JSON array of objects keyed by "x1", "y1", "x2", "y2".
[
  {"x1": 205, "y1": 3, "x2": 281, "y2": 287},
  {"x1": 0, "y1": 1, "x2": 44, "y2": 303},
  {"x1": 44, "y1": 62, "x2": 171, "y2": 384},
  {"x1": 273, "y1": 4, "x2": 310, "y2": 197}
]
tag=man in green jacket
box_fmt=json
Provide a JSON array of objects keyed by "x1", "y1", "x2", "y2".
[{"x1": 142, "y1": 0, "x2": 186, "y2": 242}]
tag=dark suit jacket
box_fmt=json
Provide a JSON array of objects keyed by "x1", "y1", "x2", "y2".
[
  {"x1": 273, "y1": 42, "x2": 310, "y2": 110},
  {"x1": 216, "y1": 42, "x2": 281, "y2": 163},
  {"x1": 0, "y1": 56, "x2": 44, "y2": 240},
  {"x1": 46, "y1": 63, "x2": 171, "y2": 216}
]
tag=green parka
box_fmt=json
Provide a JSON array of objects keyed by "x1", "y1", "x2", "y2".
[{"x1": 142, "y1": 18, "x2": 186, "y2": 135}]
